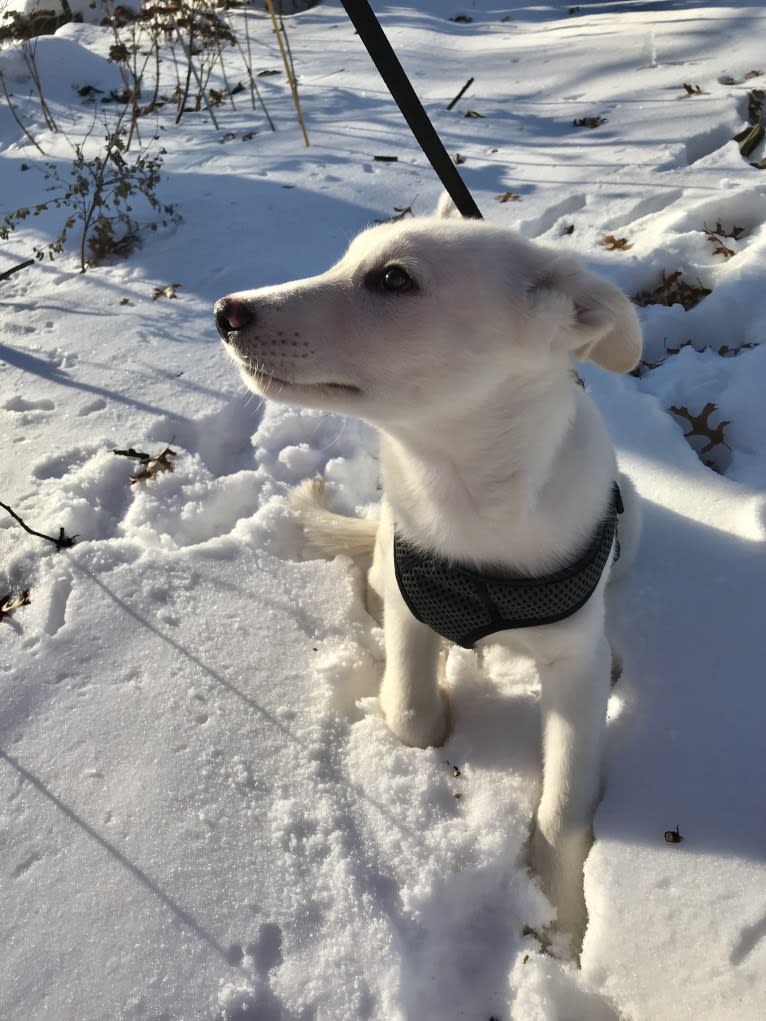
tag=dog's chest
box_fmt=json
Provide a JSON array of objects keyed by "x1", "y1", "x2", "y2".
[{"x1": 392, "y1": 484, "x2": 620, "y2": 648}]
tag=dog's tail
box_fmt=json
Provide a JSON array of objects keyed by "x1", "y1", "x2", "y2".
[{"x1": 290, "y1": 477, "x2": 378, "y2": 557}]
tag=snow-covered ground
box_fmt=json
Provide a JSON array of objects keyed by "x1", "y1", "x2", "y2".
[{"x1": 2, "y1": 1, "x2": 766, "y2": 1018}]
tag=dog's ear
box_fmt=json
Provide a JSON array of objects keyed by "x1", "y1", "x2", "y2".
[
  {"x1": 540, "y1": 259, "x2": 642, "y2": 373},
  {"x1": 435, "y1": 192, "x2": 461, "y2": 219}
]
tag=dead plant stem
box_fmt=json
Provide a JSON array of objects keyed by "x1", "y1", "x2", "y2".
[{"x1": 265, "y1": 0, "x2": 308, "y2": 146}]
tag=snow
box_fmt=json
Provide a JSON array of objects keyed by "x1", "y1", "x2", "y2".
[{"x1": 1, "y1": 1, "x2": 766, "y2": 1018}]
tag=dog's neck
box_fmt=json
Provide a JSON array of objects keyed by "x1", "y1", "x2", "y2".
[{"x1": 378, "y1": 371, "x2": 616, "y2": 573}]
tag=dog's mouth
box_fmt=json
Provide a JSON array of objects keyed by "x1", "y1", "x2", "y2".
[{"x1": 242, "y1": 363, "x2": 362, "y2": 397}]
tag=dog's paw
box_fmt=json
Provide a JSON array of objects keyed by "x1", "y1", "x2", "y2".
[{"x1": 379, "y1": 687, "x2": 451, "y2": 749}]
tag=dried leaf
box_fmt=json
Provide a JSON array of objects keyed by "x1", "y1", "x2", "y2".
[
  {"x1": 602, "y1": 234, "x2": 633, "y2": 251},
  {"x1": 664, "y1": 826, "x2": 683, "y2": 844},
  {"x1": 634, "y1": 271, "x2": 711, "y2": 310},
  {"x1": 682, "y1": 83, "x2": 706, "y2": 96},
  {"x1": 0, "y1": 589, "x2": 30, "y2": 623},
  {"x1": 152, "y1": 283, "x2": 181, "y2": 300},
  {"x1": 734, "y1": 123, "x2": 764, "y2": 158},
  {"x1": 718, "y1": 341, "x2": 755, "y2": 357},
  {"x1": 496, "y1": 191, "x2": 521, "y2": 203},
  {"x1": 573, "y1": 115, "x2": 607, "y2": 128},
  {"x1": 669, "y1": 402, "x2": 730, "y2": 454},
  {"x1": 747, "y1": 88, "x2": 765, "y2": 124},
  {"x1": 464, "y1": 110, "x2": 484, "y2": 118},
  {"x1": 130, "y1": 447, "x2": 177, "y2": 484},
  {"x1": 374, "y1": 204, "x2": 415, "y2": 224},
  {"x1": 664, "y1": 339, "x2": 694, "y2": 357},
  {"x1": 705, "y1": 221, "x2": 745, "y2": 241},
  {"x1": 114, "y1": 446, "x2": 178, "y2": 483},
  {"x1": 702, "y1": 228, "x2": 736, "y2": 259}
]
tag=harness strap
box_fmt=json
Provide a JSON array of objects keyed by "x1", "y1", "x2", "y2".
[
  {"x1": 339, "y1": 0, "x2": 483, "y2": 220},
  {"x1": 394, "y1": 484, "x2": 623, "y2": 649}
]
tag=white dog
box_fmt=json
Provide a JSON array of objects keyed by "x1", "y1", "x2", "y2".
[{"x1": 214, "y1": 204, "x2": 642, "y2": 952}]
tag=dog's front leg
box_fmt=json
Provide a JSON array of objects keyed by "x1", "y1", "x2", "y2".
[
  {"x1": 530, "y1": 633, "x2": 611, "y2": 952},
  {"x1": 375, "y1": 532, "x2": 450, "y2": 749}
]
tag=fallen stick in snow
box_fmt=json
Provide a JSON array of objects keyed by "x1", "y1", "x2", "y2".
[
  {"x1": 0, "y1": 259, "x2": 35, "y2": 282},
  {"x1": 0, "y1": 501, "x2": 77, "y2": 550},
  {"x1": 446, "y1": 76, "x2": 474, "y2": 111}
]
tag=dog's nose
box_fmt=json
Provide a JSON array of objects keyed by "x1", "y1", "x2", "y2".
[{"x1": 214, "y1": 297, "x2": 253, "y2": 340}]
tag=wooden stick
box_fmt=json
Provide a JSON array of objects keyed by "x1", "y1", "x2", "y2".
[
  {"x1": 0, "y1": 501, "x2": 77, "y2": 549},
  {"x1": 265, "y1": 0, "x2": 309, "y2": 146},
  {"x1": 0, "y1": 71, "x2": 45, "y2": 154},
  {"x1": 0, "y1": 259, "x2": 35, "y2": 283},
  {"x1": 446, "y1": 76, "x2": 474, "y2": 111},
  {"x1": 171, "y1": 16, "x2": 221, "y2": 129}
]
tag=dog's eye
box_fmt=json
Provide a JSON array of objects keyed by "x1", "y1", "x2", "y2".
[{"x1": 381, "y1": 266, "x2": 414, "y2": 293}]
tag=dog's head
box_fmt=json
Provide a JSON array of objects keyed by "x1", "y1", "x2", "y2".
[{"x1": 214, "y1": 214, "x2": 641, "y2": 426}]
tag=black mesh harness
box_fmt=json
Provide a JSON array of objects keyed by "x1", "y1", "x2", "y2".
[{"x1": 394, "y1": 484, "x2": 623, "y2": 649}]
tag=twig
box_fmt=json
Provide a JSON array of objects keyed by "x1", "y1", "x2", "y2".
[
  {"x1": 171, "y1": 15, "x2": 221, "y2": 129},
  {"x1": 265, "y1": 0, "x2": 309, "y2": 146},
  {"x1": 21, "y1": 39, "x2": 59, "y2": 132},
  {"x1": 277, "y1": 7, "x2": 299, "y2": 87},
  {"x1": 446, "y1": 76, "x2": 474, "y2": 111},
  {"x1": 0, "y1": 259, "x2": 35, "y2": 282},
  {"x1": 0, "y1": 71, "x2": 45, "y2": 154},
  {"x1": 239, "y1": 7, "x2": 275, "y2": 129},
  {"x1": 112, "y1": 447, "x2": 153, "y2": 462},
  {"x1": 0, "y1": 501, "x2": 77, "y2": 550}
]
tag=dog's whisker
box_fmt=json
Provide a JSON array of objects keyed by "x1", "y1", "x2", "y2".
[{"x1": 320, "y1": 414, "x2": 348, "y2": 452}]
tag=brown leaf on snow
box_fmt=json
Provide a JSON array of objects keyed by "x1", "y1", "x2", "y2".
[
  {"x1": 113, "y1": 446, "x2": 178, "y2": 483},
  {"x1": 682, "y1": 83, "x2": 706, "y2": 96},
  {"x1": 705, "y1": 221, "x2": 745, "y2": 241},
  {"x1": 633, "y1": 270, "x2": 711, "y2": 310},
  {"x1": 0, "y1": 589, "x2": 30, "y2": 624},
  {"x1": 374, "y1": 204, "x2": 415, "y2": 224},
  {"x1": 669, "y1": 402, "x2": 730, "y2": 454},
  {"x1": 130, "y1": 447, "x2": 177, "y2": 484},
  {"x1": 496, "y1": 191, "x2": 521, "y2": 203},
  {"x1": 602, "y1": 234, "x2": 633, "y2": 251},
  {"x1": 152, "y1": 283, "x2": 181, "y2": 300},
  {"x1": 702, "y1": 228, "x2": 737, "y2": 259},
  {"x1": 573, "y1": 115, "x2": 607, "y2": 128},
  {"x1": 747, "y1": 88, "x2": 765, "y2": 124}
]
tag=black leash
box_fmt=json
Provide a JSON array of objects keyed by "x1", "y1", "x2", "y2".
[{"x1": 338, "y1": 0, "x2": 483, "y2": 220}]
